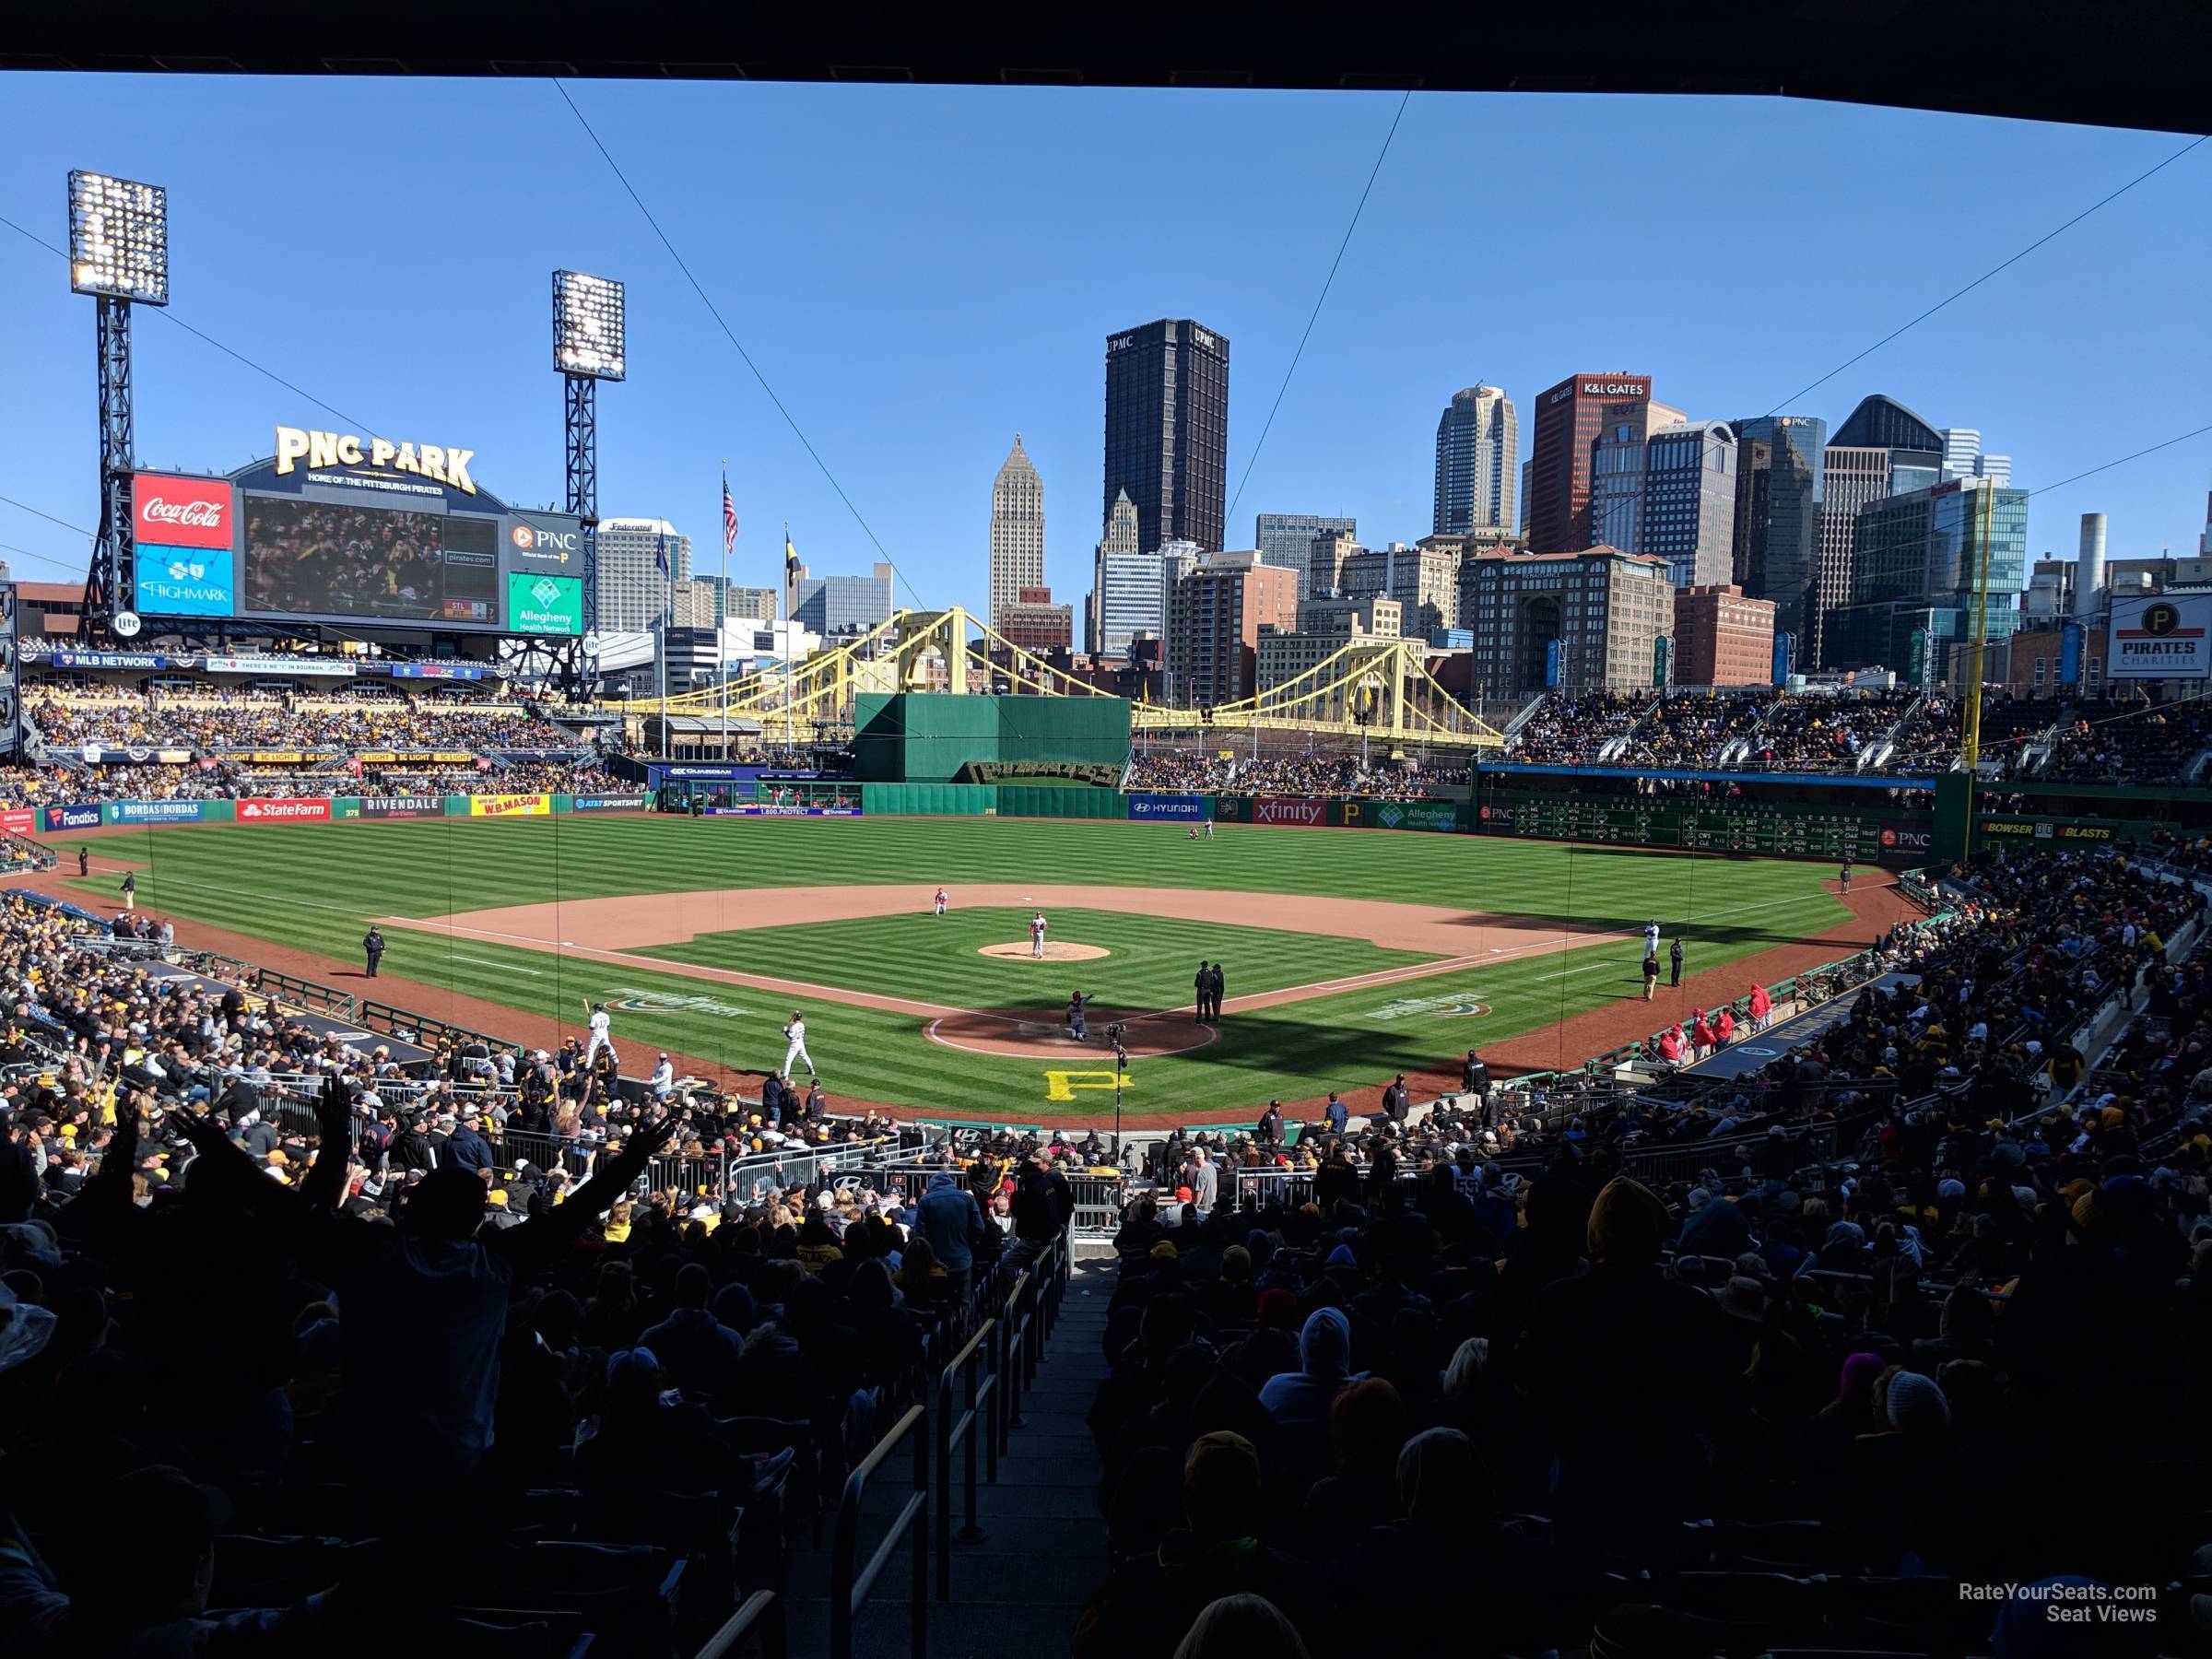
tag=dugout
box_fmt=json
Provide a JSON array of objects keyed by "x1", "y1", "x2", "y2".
[{"x1": 853, "y1": 692, "x2": 1131, "y2": 784}]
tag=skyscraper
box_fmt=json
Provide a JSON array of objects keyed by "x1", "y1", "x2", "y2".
[
  {"x1": 987, "y1": 435, "x2": 1045, "y2": 632},
  {"x1": 1825, "y1": 477, "x2": 2027, "y2": 671},
  {"x1": 595, "y1": 517, "x2": 692, "y2": 632},
  {"x1": 1640, "y1": 421, "x2": 1738, "y2": 589},
  {"x1": 1103, "y1": 319, "x2": 1230, "y2": 555},
  {"x1": 1164, "y1": 552, "x2": 1298, "y2": 706},
  {"x1": 1432, "y1": 385, "x2": 1518, "y2": 536},
  {"x1": 1526, "y1": 373, "x2": 1653, "y2": 553},
  {"x1": 1255, "y1": 512, "x2": 1356, "y2": 599},
  {"x1": 1730, "y1": 415, "x2": 1828, "y2": 662},
  {"x1": 793, "y1": 563, "x2": 894, "y2": 637},
  {"x1": 1940, "y1": 426, "x2": 2011, "y2": 488},
  {"x1": 1088, "y1": 488, "x2": 1163, "y2": 657}
]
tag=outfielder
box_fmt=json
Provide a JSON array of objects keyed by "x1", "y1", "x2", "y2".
[
  {"x1": 1030, "y1": 910, "x2": 1048, "y2": 959},
  {"x1": 782, "y1": 1010, "x2": 816, "y2": 1077},
  {"x1": 583, "y1": 1001, "x2": 617, "y2": 1068}
]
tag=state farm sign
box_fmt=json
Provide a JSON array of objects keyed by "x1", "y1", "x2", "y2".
[
  {"x1": 134, "y1": 474, "x2": 234, "y2": 550},
  {"x1": 1253, "y1": 796, "x2": 1325, "y2": 828},
  {"x1": 237, "y1": 796, "x2": 332, "y2": 823}
]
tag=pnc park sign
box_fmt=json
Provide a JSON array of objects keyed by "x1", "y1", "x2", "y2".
[{"x1": 272, "y1": 424, "x2": 478, "y2": 493}]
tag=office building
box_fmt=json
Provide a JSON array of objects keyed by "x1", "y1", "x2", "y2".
[
  {"x1": 1256, "y1": 512, "x2": 1356, "y2": 599},
  {"x1": 1674, "y1": 584, "x2": 1777, "y2": 686},
  {"x1": 1298, "y1": 594, "x2": 1401, "y2": 637},
  {"x1": 1818, "y1": 396, "x2": 1948, "y2": 666},
  {"x1": 999, "y1": 585, "x2": 1074, "y2": 657},
  {"x1": 595, "y1": 517, "x2": 692, "y2": 632},
  {"x1": 1103, "y1": 318, "x2": 1230, "y2": 554},
  {"x1": 1526, "y1": 372, "x2": 1653, "y2": 553},
  {"x1": 1259, "y1": 602, "x2": 1399, "y2": 693},
  {"x1": 1305, "y1": 529, "x2": 1364, "y2": 598},
  {"x1": 1459, "y1": 545, "x2": 1676, "y2": 696},
  {"x1": 725, "y1": 585, "x2": 779, "y2": 625},
  {"x1": 1164, "y1": 552, "x2": 1297, "y2": 706},
  {"x1": 1088, "y1": 488, "x2": 1150, "y2": 655},
  {"x1": 988, "y1": 435, "x2": 1045, "y2": 630},
  {"x1": 668, "y1": 580, "x2": 719, "y2": 629},
  {"x1": 1824, "y1": 477, "x2": 2028, "y2": 672},
  {"x1": 1729, "y1": 415, "x2": 1828, "y2": 663},
  {"x1": 1831, "y1": 395, "x2": 1944, "y2": 495},
  {"x1": 1340, "y1": 542, "x2": 1458, "y2": 636},
  {"x1": 1519, "y1": 461, "x2": 1532, "y2": 535},
  {"x1": 1641, "y1": 421, "x2": 1737, "y2": 589},
  {"x1": 792, "y1": 562, "x2": 895, "y2": 638},
  {"x1": 1432, "y1": 385, "x2": 1518, "y2": 535},
  {"x1": 1939, "y1": 425, "x2": 2011, "y2": 488}
]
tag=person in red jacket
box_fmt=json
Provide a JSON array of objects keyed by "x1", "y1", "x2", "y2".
[
  {"x1": 1748, "y1": 983, "x2": 1772, "y2": 1030},
  {"x1": 1657, "y1": 1026, "x2": 1685, "y2": 1065},
  {"x1": 1690, "y1": 1011, "x2": 1716, "y2": 1058},
  {"x1": 1713, "y1": 1006, "x2": 1736, "y2": 1047}
]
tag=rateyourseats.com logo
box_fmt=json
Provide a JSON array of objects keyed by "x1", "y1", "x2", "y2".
[{"x1": 530, "y1": 578, "x2": 563, "y2": 607}]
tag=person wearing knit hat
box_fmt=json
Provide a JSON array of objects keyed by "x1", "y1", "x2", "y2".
[
  {"x1": 1585, "y1": 1176, "x2": 1670, "y2": 1268},
  {"x1": 1878, "y1": 1369, "x2": 1950, "y2": 1436}
]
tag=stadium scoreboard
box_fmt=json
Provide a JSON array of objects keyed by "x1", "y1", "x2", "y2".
[
  {"x1": 1482, "y1": 795, "x2": 1925, "y2": 863},
  {"x1": 126, "y1": 424, "x2": 586, "y2": 641}
]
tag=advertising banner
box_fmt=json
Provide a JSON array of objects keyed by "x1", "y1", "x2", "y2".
[
  {"x1": 43, "y1": 804, "x2": 102, "y2": 832},
  {"x1": 469, "y1": 793, "x2": 552, "y2": 818},
  {"x1": 356, "y1": 795, "x2": 444, "y2": 819},
  {"x1": 1476, "y1": 801, "x2": 1517, "y2": 832},
  {"x1": 133, "y1": 473, "x2": 234, "y2": 550},
  {"x1": 0, "y1": 809, "x2": 36, "y2": 836},
  {"x1": 1976, "y1": 816, "x2": 2118, "y2": 843},
  {"x1": 569, "y1": 794, "x2": 651, "y2": 813},
  {"x1": 52, "y1": 651, "x2": 171, "y2": 671},
  {"x1": 1875, "y1": 820, "x2": 1936, "y2": 864},
  {"x1": 1211, "y1": 795, "x2": 1252, "y2": 823},
  {"x1": 2059, "y1": 621, "x2": 2083, "y2": 686},
  {"x1": 78, "y1": 744, "x2": 194, "y2": 765},
  {"x1": 1343, "y1": 800, "x2": 1459, "y2": 833},
  {"x1": 1906, "y1": 629, "x2": 1928, "y2": 688},
  {"x1": 391, "y1": 664, "x2": 487, "y2": 680},
  {"x1": 2110, "y1": 594, "x2": 2211, "y2": 679},
  {"x1": 203, "y1": 654, "x2": 358, "y2": 678},
  {"x1": 704, "y1": 806, "x2": 864, "y2": 818},
  {"x1": 135, "y1": 546, "x2": 236, "y2": 618},
  {"x1": 1772, "y1": 631, "x2": 1794, "y2": 686},
  {"x1": 507, "y1": 573, "x2": 584, "y2": 637},
  {"x1": 106, "y1": 800, "x2": 210, "y2": 826},
  {"x1": 1253, "y1": 796, "x2": 1326, "y2": 828},
  {"x1": 1126, "y1": 793, "x2": 1206, "y2": 822},
  {"x1": 1545, "y1": 639, "x2": 1561, "y2": 689},
  {"x1": 237, "y1": 797, "x2": 332, "y2": 824}
]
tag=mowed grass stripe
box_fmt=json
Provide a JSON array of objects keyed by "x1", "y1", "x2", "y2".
[
  {"x1": 648, "y1": 907, "x2": 1436, "y2": 1014},
  {"x1": 46, "y1": 816, "x2": 1852, "y2": 1116}
]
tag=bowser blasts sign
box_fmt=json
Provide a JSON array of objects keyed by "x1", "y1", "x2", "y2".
[{"x1": 134, "y1": 473, "x2": 237, "y2": 618}]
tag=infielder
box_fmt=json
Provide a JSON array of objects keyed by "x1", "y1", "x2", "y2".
[
  {"x1": 1066, "y1": 991, "x2": 1089, "y2": 1041},
  {"x1": 782, "y1": 1010, "x2": 816, "y2": 1077},
  {"x1": 934, "y1": 887, "x2": 949, "y2": 917},
  {"x1": 583, "y1": 1001, "x2": 617, "y2": 1068},
  {"x1": 1030, "y1": 910, "x2": 1048, "y2": 959}
]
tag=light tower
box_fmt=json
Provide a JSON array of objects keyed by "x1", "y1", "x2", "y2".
[
  {"x1": 67, "y1": 171, "x2": 169, "y2": 641},
  {"x1": 553, "y1": 270, "x2": 623, "y2": 691}
]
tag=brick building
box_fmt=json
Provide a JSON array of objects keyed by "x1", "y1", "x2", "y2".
[{"x1": 1675, "y1": 584, "x2": 1778, "y2": 686}]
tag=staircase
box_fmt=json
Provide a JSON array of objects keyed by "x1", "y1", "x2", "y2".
[{"x1": 780, "y1": 1253, "x2": 1114, "y2": 1658}]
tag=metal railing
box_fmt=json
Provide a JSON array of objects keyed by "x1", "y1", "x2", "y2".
[
  {"x1": 695, "y1": 1591, "x2": 787, "y2": 1659},
  {"x1": 830, "y1": 1403, "x2": 929, "y2": 1659},
  {"x1": 935, "y1": 1314, "x2": 1000, "y2": 1594}
]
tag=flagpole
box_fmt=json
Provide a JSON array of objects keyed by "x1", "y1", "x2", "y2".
[
  {"x1": 657, "y1": 525, "x2": 668, "y2": 737},
  {"x1": 720, "y1": 464, "x2": 731, "y2": 762},
  {"x1": 784, "y1": 521, "x2": 794, "y2": 752}
]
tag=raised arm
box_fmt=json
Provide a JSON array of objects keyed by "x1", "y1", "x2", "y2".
[
  {"x1": 300, "y1": 1076, "x2": 353, "y2": 1213},
  {"x1": 495, "y1": 1113, "x2": 683, "y2": 1276}
]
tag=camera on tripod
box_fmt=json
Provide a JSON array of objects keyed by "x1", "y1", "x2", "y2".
[{"x1": 1105, "y1": 1020, "x2": 1129, "y2": 1069}]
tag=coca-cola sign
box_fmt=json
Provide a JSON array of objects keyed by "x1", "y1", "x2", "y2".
[{"x1": 134, "y1": 474, "x2": 233, "y2": 550}]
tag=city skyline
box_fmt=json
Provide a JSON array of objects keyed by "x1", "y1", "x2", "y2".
[{"x1": 1, "y1": 79, "x2": 2205, "y2": 625}]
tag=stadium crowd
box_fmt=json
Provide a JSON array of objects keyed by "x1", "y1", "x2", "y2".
[
  {"x1": 1124, "y1": 750, "x2": 1466, "y2": 797},
  {"x1": 1074, "y1": 842, "x2": 2212, "y2": 1657},
  {"x1": 25, "y1": 687, "x2": 559, "y2": 755}
]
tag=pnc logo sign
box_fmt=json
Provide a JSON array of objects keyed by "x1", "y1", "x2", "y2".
[{"x1": 511, "y1": 522, "x2": 578, "y2": 559}]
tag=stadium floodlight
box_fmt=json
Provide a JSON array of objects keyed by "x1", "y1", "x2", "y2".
[
  {"x1": 67, "y1": 171, "x2": 169, "y2": 306},
  {"x1": 553, "y1": 269, "x2": 626, "y2": 381}
]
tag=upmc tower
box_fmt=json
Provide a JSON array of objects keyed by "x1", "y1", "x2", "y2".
[
  {"x1": 1103, "y1": 319, "x2": 1230, "y2": 555},
  {"x1": 1526, "y1": 372, "x2": 1652, "y2": 554}
]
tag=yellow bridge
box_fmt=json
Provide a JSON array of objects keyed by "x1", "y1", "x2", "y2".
[{"x1": 604, "y1": 605, "x2": 1505, "y2": 748}]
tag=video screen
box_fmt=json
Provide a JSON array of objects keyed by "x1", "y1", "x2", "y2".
[{"x1": 241, "y1": 496, "x2": 500, "y2": 626}]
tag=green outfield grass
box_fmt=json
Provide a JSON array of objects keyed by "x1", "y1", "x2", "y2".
[
  {"x1": 48, "y1": 815, "x2": 1853, "y2": 1117},
  {"x1": 644, "y1": 906, "x2": 1436, "y2": 1014}
]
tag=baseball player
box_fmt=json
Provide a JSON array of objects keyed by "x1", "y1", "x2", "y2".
[
  {"x1": 782, "y1": 1010, "x2": 816, "y2": 1077},
  {"x1": 583, "y1": 1001, "x2": 616, "y2": 1068},
  {"x1": 934, "y1": 887, "x2": 949, "y2": 917},
  {"x1": 1066, "y1": 991, "x2": 1089, "y2": 1041},
  {"x1": 1643, "y1": 918, "x2": 1661, "y2": 957},
  {"x1": 1030, "y1": 911, "x2": 1048, "y2": 959}
]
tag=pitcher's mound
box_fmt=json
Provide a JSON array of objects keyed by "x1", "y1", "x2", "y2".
[{"x1": 979, "y1": 941, "x2": 1110, "y2": 962}]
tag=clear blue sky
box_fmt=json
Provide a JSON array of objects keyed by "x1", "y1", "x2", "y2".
[{"x1": 2, "y1": 76, "x2": 2206, "y2": 615}]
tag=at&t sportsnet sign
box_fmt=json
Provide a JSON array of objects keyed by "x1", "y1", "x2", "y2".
[{"x1": 2110, "y1": 594, "x2": 2211, "y2": 679}]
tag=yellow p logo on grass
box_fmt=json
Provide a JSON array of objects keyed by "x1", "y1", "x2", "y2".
[{"x1": 1044, "y1": 1069, "x2": 1126, "y2": 1102}]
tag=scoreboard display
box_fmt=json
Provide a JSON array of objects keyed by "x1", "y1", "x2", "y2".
[{"x1": 1480, "y1": 795, "x2": 1928, "y2": 864}]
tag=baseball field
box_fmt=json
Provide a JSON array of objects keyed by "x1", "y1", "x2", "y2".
[{"x1": 49, "y1": 814, "x2": 1898, "y2": 1122}]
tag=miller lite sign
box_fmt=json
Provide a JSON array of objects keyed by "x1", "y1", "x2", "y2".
[{"x1": 133, "y1": 474, "x2": 234, "y2": 550}]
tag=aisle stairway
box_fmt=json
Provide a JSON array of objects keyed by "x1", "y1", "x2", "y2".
[{"x1": 779, "y1": 1255, "x2": 1115, "y2": 1657}]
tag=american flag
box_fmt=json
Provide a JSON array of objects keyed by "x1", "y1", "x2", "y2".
[{"x1": 722, "y1": 471, "x2": 739, "y2": 556}]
